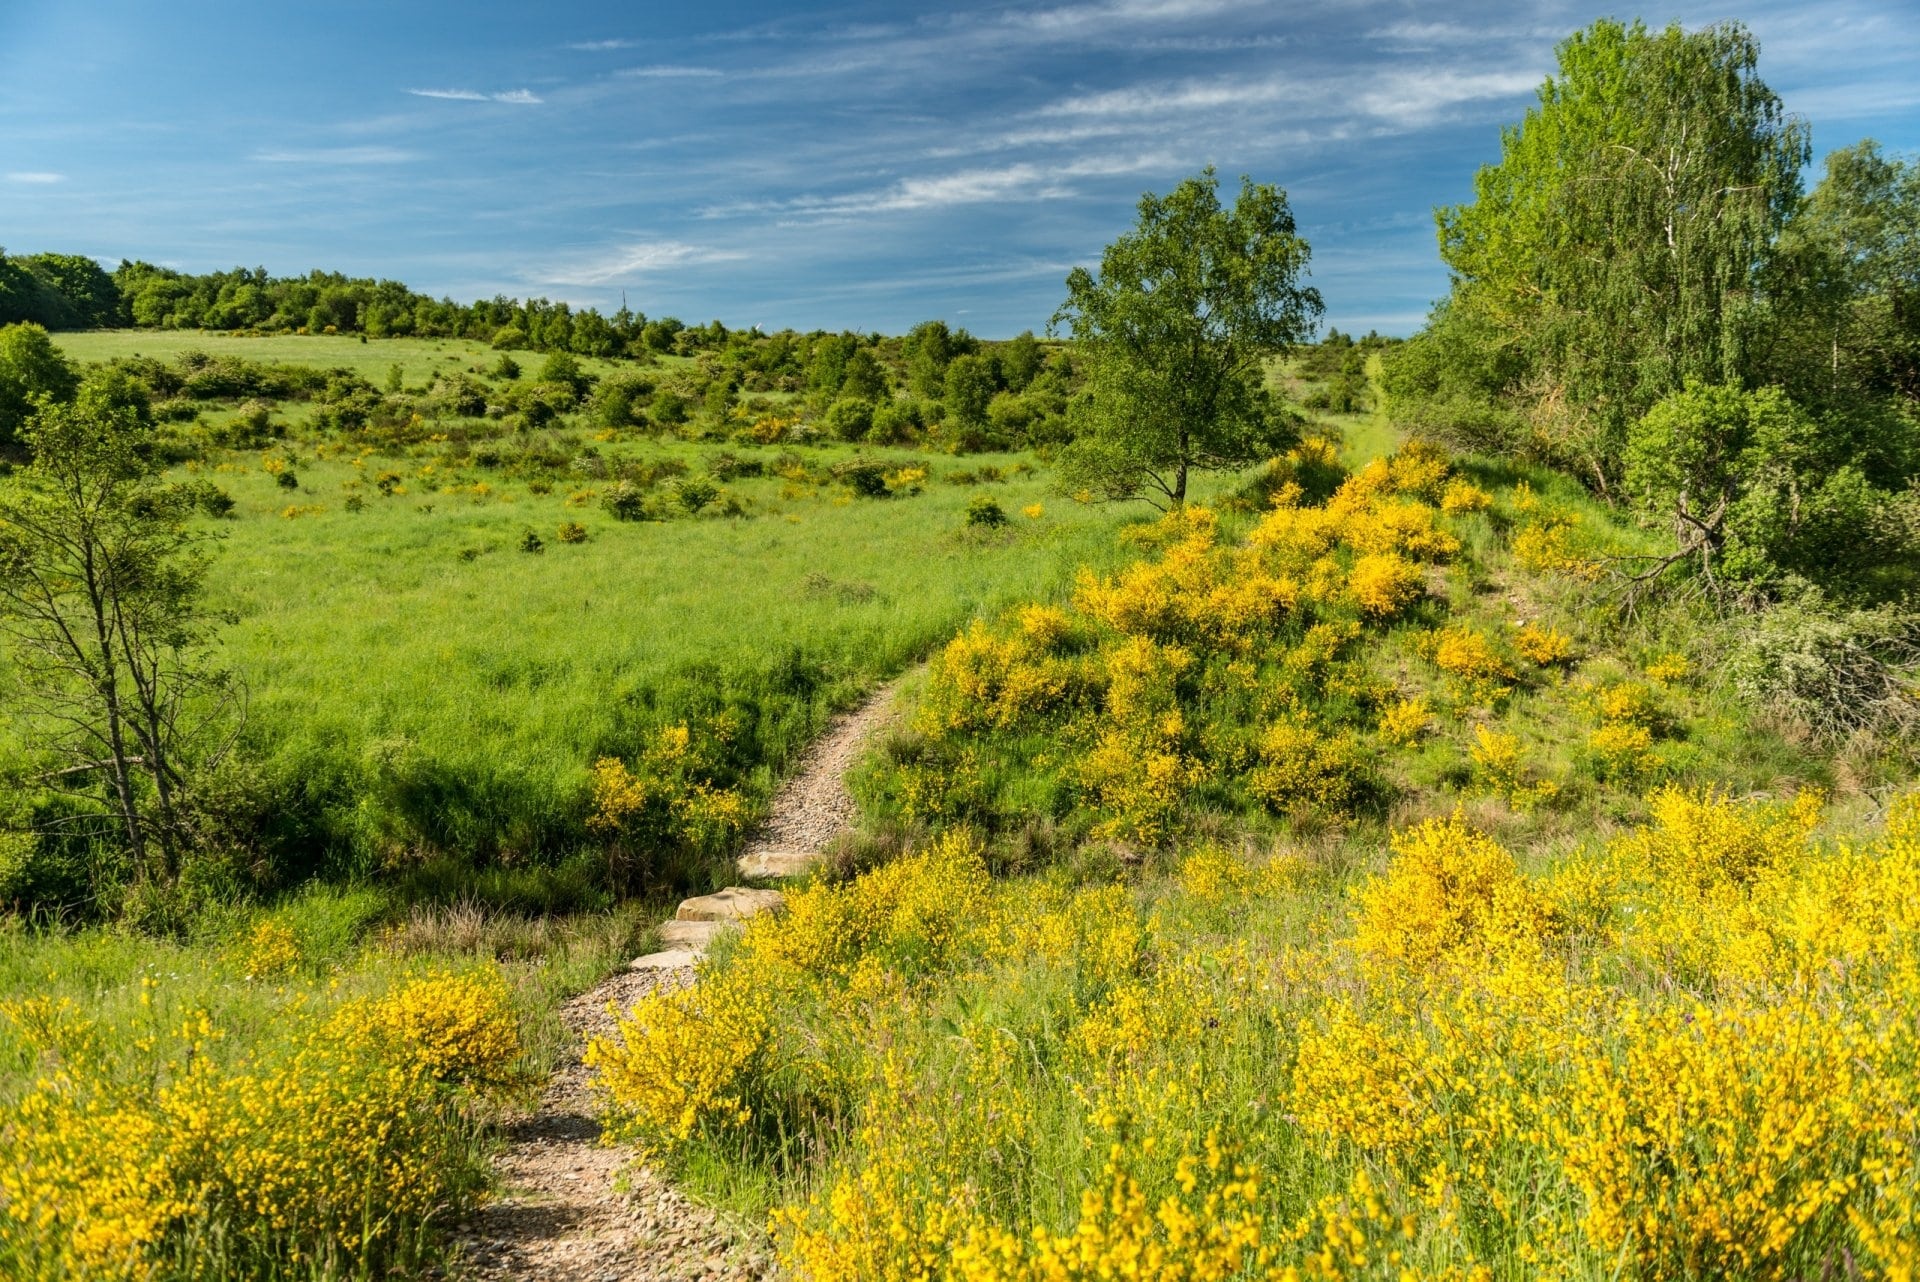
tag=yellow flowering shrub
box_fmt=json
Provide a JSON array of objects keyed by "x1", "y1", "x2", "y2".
[
  {"x1": 1512, "y1": 622, "x2": 1573, "y2": 667},
  {"x1": 586, "y1": 721, "x2": 749, "y2": 863},
  {"x1": 1386, "y1": 438, "x2": 1452, "y2": 500},
  {"x1": 1346, "y1": 550, "x2": 1424, "y2": 618},
  {"x1": 231, "y1": 917, "x2": 301, "y2": 980},
  {"x1": 1376, "y1": 695, "x2": 1433, "y2": 746},
  {"x1": 587, "y1": 965, "x2": 774, "y2": 1148},
  {"x1": 1511, "y1": 514, "x2": 1602, "y2": 581},
  {"x1": 1588, "y1": 721, "x2": 1658, "y2": 783},
  {"x1": 1248, "y1": 717, "x2": 1364, "y2": 816},
  {"x1": 0, "y1": 969, "x2": 522, "y2": 1278},
  {"x1": 1439, "y1": 478, "x2": 1492, "y2": 514},
  {"x1": 1468, "y1": 725, "x2": 1559, "y2": 809},
  {"x1": 1644, "y1": 651, "x2": 1691, "y2": 683},
  {"x1": 1352, "y1": 811, "x2": 1557, "y2": 968},
  {"x1": 707, "y1": 793, "x2": 1920, "y2": 1279},
  {"x1": 331, "y1": 967, "x2": 523, "y2": 1089},
  {"x1": 1556, "y1": 999, "x2": 1892, "y2": 1278},
  {"x1": 1429, "y1": 626, "x2": 1515, "y2": 702}
]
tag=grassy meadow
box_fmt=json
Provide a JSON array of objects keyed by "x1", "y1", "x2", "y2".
[
  {"x1": 5, "y1": 328, "x2": 1916, "y2": 1281},
  {"x1": 8, "y1": 332, "x2": 1197, "y2": 907},
  {"x1": 589, "y1": 421, "x2": 1920, "y2": 1279},
  {"x1": 51, "y1": 328, "x2": 645, "y2": 387}
]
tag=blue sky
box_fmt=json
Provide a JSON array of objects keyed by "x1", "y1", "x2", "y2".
[{"x1": 2, "y1": 1, "x2": 1915, "y2": 337}]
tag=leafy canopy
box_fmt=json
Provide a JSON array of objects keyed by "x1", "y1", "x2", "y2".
[
  {"x1": 1434, "y1": 19, "x2": 1808, "y2": 483},
  {"x1": 1053, "y1": 168, "x2": 1321, "y2": 508}
]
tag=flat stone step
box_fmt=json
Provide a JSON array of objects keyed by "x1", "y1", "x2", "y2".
[
  {"x1": 628, "y1": 947, "x2": 701, "y2": 971},
  {"x1": 658, "y1": 919, "x2": 733, "y2": 948},
  {"x1": 737, "y1": 848, "x2": 823, "y2": 881},
  {"x1": 675, "y1": 886, "x2": 784, "y2": 923}
]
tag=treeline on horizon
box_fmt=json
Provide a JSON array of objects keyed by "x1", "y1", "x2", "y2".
[{"x1": 1, "y1": 249, "x2": 808, "y2": 358}]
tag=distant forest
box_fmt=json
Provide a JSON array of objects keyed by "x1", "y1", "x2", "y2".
[{"x1": 0, "y1": 249, "x2": 724, "y2": 357}]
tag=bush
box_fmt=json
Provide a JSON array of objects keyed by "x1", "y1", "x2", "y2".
[
  {"x1": 1727, "y1": 597, "x2": 1920, "y2": 740},
  {"x1": 519, "y1": 529, "x2": 544, "y2": 554},
  {"x1": 870, "y1": 398, "x2": 923, "y2": 445},
  {"x1": 836, "y1": 459, "x2": 890, "y2": 499},
  {"x1": 676, "y1": 476, "x2": 719, "y2": 514},
  {"x1": 556, "y1": 521, "x2": 588, "y2": 544},
  {"x1": 601, "y1": 480, "x2": 648, "y2": 522},
  {"x1": 964, "y1": 495, "x2": 1008, "y2": 528},
  {"x1": 824, "y1": 397, "x2": 875, "y2": 442}
]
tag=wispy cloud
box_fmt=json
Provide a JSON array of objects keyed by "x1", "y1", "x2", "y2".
[
  {"x1": 617, "y1": 64, "x2": 726, "y2": 79},
  {"x1": 251, "y1": 146, "x2": 415, "y2": 165},
  {"x1": 406, "y1": 87, "x2": 544, "y2": 104},
  {"x1": 1356, "y1": 68, "x2": 1544, "y2": 120},
  {"x1": 538, "y1": 240, "x2": 749, "y2": 286},
  {"x1": 6, "y1": 171, "x2": 66, "y2": 184},
  {"x1": 565, "y1": 38, "x2": 638, "y2": 51},
  {"x1": 703, "y1": 163, "x2": 1071, "y2": 221}
]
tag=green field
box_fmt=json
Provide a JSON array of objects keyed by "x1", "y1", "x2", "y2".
[
  {"x1": 50, "y1": 328, "x2": 643, "y2": 387},
  {"x1": 7, "y1": 332, "x2": 1241, "y2": 906}
]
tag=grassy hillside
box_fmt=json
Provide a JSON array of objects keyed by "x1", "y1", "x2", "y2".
[
  {"x1": 50, "y1": 329, "x2": 642, "y2": 387},
  {"x1": 586, "y1": 415, "x2": 1920, "y2": 1278},
  {"x1": 4, "y1": 333, "x2": 1175, "y2": 910}
]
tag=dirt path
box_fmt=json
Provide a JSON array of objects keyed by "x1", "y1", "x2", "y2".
[
  {"x1": 736, "y1": 679, "x2": 906, "y2": 874},
  {"x1": 455, "y1": 679, "x2": 906, "y2": 1280}
]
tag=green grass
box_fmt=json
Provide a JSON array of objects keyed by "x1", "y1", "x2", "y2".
[
  {"x1": 194, "y1": 439, "x2": 1163, "y2": 878},
  {"x1": 9, "y1": 332, "x2": 1254, "y2": 899},
  {"x1": 50, "y1": 328, "x2": 657, "y2": 387}
]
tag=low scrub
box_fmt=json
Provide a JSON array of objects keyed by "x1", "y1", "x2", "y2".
[{"x1": 589, "y1": 789, "x2": 1920, "y2": 1279}]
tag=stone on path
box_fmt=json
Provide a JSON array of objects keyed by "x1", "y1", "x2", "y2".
[
  {"x1": 658, "y1": 919, "x2": 732, "y2": 948},
  {"x1": 628, "y1": 948, "x2": 701, "y2": 971},
  {"x1": 736, "y1": 847, "x2": 822, "y2": 881},
  {"x1": 675, "y1": 886, "x2": 784, "y2": 923}
]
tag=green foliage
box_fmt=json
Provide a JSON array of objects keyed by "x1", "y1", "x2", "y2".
[
  {"x1": 942, "y1": 354, "x2": 997, "y2": 434},
  {"x1": 0, "y1": 322, "x2": 80, "y2": 448},
  {"x1": 1762, "y1": 139, "x2": 1920, "y2": 412},
  {"x1": 1625, "y1": 382, "x2": 1920, "y2": 602},
  {"x1": 824, "y1": 396, "x2": 874, "y2": 442},
  {"x1": 0, "y1": 399, "x2": 233, "y2": 891},
  {"x1": 1053, "y1": 168, "x2": 1321, "y2": 507},
  {"x1": 1430, "y1": 19, "x2": 1808, "y2": 480},
  {"x1": 964, "y1": 494, "x2": 1008, "y2": 528},
  {"x1": 1727, "y1": 595, "x2": 1919, "y2": 740}
]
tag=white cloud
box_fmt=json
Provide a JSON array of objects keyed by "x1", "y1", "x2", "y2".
[
  {"x1": 6, "y1": 171, "x2": 66, "y2": 184},
  {"x1": 406, "y1": 87, "x2": 544, "y2": 104},
  {"x1": 251, "y1": 146, "x2": 415, "y2": 165},
  {"x1": 1355, "y1": 68, "x2": 1543, "y2": 120},
  {"x1": 565, "y1": 38, "x2": 638, "y2": 51},
  {"x1": 703, "y1": 163, "x2": 1071, "y2": 221},
  {"x1": 538, "y1": 240, "x2": 749, "y2": 286},
  {"x1": 617, "y1": 64, "x2": 726, "y2": 78}
]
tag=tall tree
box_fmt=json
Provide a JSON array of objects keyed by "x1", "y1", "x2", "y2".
[
  {"x1": 1434, "y1": 19, "x2": 1808, "y2": 490},
  {"x1": 0, "y1": 397, "x2": 236, "y2": 884},
  {"x1": 0, "y1": 322, "x2": 79, "y2": 450},
  {"x1": 1053, "y1": 167, "x2": 1321, "y2": 508},
  {"x1": 1763, "y1": 140, "x2": 1920, "y2": 410}
]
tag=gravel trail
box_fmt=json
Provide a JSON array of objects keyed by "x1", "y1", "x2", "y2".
[{"x1": 454, "y1": 678, "x2": 906, "y2": 1280}]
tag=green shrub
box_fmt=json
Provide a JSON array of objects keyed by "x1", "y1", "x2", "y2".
[
  {"x1": 965, "y1": 494, "x2": 1009, "y2": 528},
  {"x1": 1727, "y1": 597, "x2": 1919, "y2": 741},
  {"x1": 824, "y1": 397, "x2": 875, "y2": 442},
  {"x1": 601, "y1": 481, "x2": 647, "y2": 521}
]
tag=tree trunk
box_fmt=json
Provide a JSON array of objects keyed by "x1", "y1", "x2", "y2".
[{"x1": 85, "y1": 575, "x2": 148, "y2": 876}]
